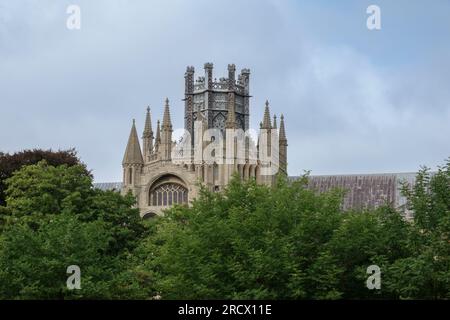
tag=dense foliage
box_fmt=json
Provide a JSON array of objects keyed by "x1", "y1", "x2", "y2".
[
  {"x1": 0, "y1": 155, "x2": 448, "y2": 299},
  {"x1": 134, "y1": 161, "x2": 449, "y2": 299},
  {"x1": 0, "y1": 161, "x2": 149, "y2": 299},
  {"x1": 0, "y1": 149, "x2": 87, "y2": 207}
]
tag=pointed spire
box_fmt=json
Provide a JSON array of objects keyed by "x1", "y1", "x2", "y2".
[
  {"x1": 262, "y1": 100, "x2": 272, "y2": 129},
  {"x1": 142, "y1": 106, "x2": 154, "y2": 158},
  {"x1": 122, "y1": 119, "x2": 144, "y2": 165},
  {"x1": 162, "y1": 98, "x2": 172, "y2": 129},
  {"x1": 143, "y1": 106, "x2": 153, "y2": 138},
  {"x1": 155, "y1": 120, "x2": 161, "y2": 145},
  {"x1": 273, "y1": 114, "x2": 277, "y2": 129},
  {"x1": 160, "y1": 99, "x2": 173, "y2": 161},
  {"x1": 279, "y1": 114, "x2": 287, "y2": 141},
  {"x1": 278, "y1": 114, "x2": 288, "y2": 175}
]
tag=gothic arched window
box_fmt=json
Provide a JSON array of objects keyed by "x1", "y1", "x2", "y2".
[{"x1": 149, "y1": 183, "x2": 188, "y2": 207}]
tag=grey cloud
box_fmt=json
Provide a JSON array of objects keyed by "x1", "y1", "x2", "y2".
[{"x1": 0, "y1": 0, "x2": 449, "y2": 182}]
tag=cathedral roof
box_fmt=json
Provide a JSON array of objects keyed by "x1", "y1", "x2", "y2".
[{"x1": 94, "y1": 172, "x2": 419, "y2": 218}]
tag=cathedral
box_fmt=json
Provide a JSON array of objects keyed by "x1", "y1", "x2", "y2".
[
  {"x1": 120, "y1": 63, "x2": 288, "y2": 218},
  {"x1": 92, "y1": 62, "x2": 415, "y2": 218}
]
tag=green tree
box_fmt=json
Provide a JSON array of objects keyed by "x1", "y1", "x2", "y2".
[
  {"x1": 326, "y1": 207, "x2": 412, "y2": 299},
  {"x1": 0, "y1": 149, "x2": 87, "y2": 207},
  {"x1": 383, "y1": 160, "x2": 450, "y2": 299},
  {"x1": 3, "y1": 160, "x2": 147, "y2": 253},
  {"x1": 0, "y1": 160, "x2": 149, "y2": 299},
  {"x1": 1, "y1": 152, "x2": 448, "y2": 300},
  {"x1": 133, "y1": 163, "x2": 449, "y2": 300},
  {"x1": 4, "y1": 161, "x2": 92, "y2": 221},
  {"x1": 0, "y1": 214, "x2": 114, "y2": 299},
  {"x1": 134, "y1": 175, "x2": 346, "y2": 299}
]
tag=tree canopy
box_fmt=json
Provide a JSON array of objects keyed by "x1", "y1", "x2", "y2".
[
  {"x1": 0, "y1": 155, "x2": 448, "y2": 299},
  {"x1": 132, "y1": 161, "x2": 449, "y2": 299},
  {"x1": 0, "y1": 160, "x2": 150, "y2": 299},
  {"x1": 0, "y1": 148, "x2": 88, "y2": 207}
]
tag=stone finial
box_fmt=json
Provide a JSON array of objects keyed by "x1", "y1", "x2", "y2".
[
  {"x1": 155, "y1": 120, "x2": 161, "y2": 144},
  {"x1": 262, "y1": 100, "x2": 272, "y2": 129},
  {"x1": 186, "y1": 66, "x2": 195, "y2": 73},
  {"x1": 240, "y1": 68, "x2": 250, "y2": 93},
  {"x1": 204, "y1": 62, "x2": 213, "y2": 70},
  {"x1": 279, "y1": 114, "x2": 287, "y2": 142},
  {"x1": 162, "y1": 98, "x2": 172, "y2": 129},
  {"x1": 204, "y1": 63, "x2": 213, "y2": 89},
  {"x1": 228, "y1": 64, "x2": 236, "y2": 89},
  {"x1": 273, "y1": 114, "x2": 277, "y2": 129},
  {"x1": 185, "y1": 66, "x2": 195, "y2": 94},
  {"x1": 143, "y1": 106, "x2": 153, "y2": 138}
]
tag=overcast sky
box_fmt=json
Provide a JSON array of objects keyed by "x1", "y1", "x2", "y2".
[{"x1": 1, "y1": 0, "x2": 449, "y2": 182}]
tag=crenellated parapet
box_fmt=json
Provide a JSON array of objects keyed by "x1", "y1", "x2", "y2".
[
  {"x1": 184, "y1": 63, "x2": 251, "y2": 138},
  {"x1": 193, "y1": 77, "x2": 247, "y2": 95}
]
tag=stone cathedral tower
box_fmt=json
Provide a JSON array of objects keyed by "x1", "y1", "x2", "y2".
[{"x1": 122, "y1": 63, "x2": 288, "y2": 218}]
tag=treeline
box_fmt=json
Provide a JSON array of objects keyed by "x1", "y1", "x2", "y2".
[{"x1": 0, "y1": 150, "x2": 448, "y2": 299}]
